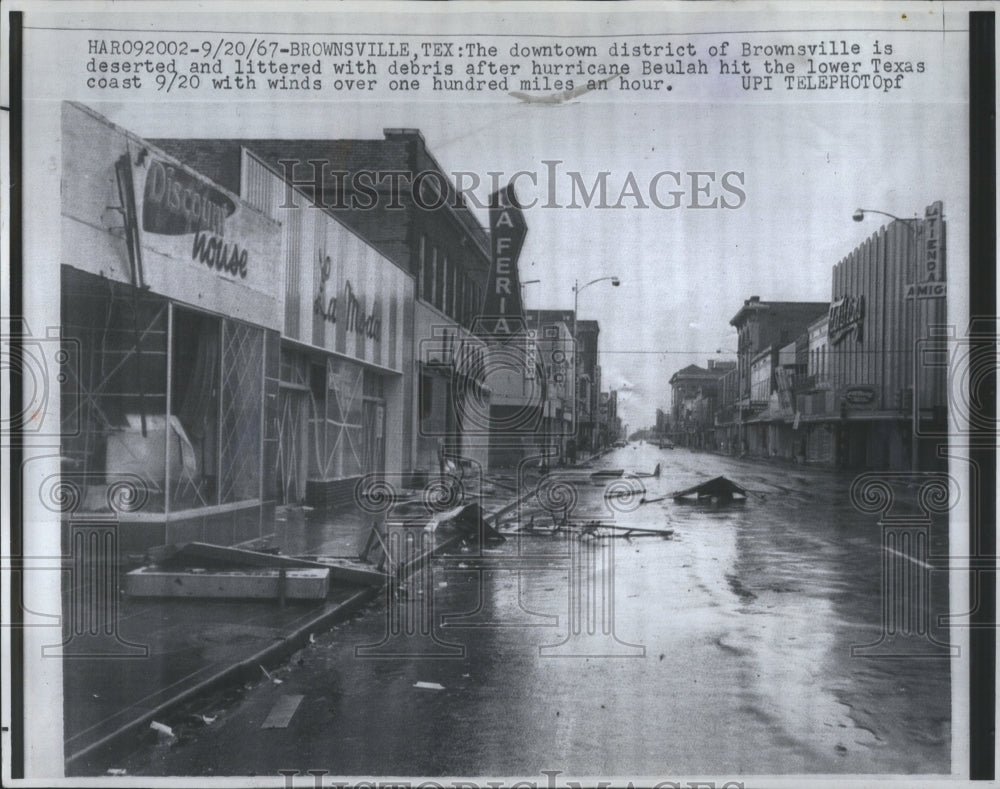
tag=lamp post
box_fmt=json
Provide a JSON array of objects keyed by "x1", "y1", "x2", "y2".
[
  {"x1": 852, "y1": 208, "x2": 922, "y2": 470},
  {"x1": 572, "y1": 276, "x2": 620, "y2": 456}
]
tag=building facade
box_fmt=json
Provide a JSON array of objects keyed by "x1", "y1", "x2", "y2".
[
  {"x1": 526, "y1": 313, "x2": 575, "y2": 466},
  {"x1": 575, "y1": 320, "x2": 601, "y2": 453},
  {"x1": 526, "y1": 309, "x2": 603, "y2": 457},
  {"x1": 723, "y1": 298, "x2": 828, "y2": 457},
  {"x1": 824, "y1": 209, "x2": 948, "y2": 469},
  {"x1": 237, "y1": 150, "x2": 414, "y2": 507},
  {"x1": 154, "y1": 130, "x2": 498, "y2": 482},
  {"x1": 710, "y1": 206, "x2": 946, "y2": 470},
  {"x1": 61, "y1": 103, "x2": 283, "y2": 550}
]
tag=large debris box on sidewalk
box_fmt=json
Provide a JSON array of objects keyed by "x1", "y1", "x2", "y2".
[
  {"x1": 124, "y1": 541, "x2": 386, "y2": 601},
  {"x1": 126, "y1": 567, "x2": 331, "y2": 600}
]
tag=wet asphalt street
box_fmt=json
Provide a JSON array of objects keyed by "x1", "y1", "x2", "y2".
[{"x1": 121, "y1": 444, "x2": 952, "y2": 777}]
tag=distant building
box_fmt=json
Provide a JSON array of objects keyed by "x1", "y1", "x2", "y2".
[
  {"x1": 527, "y1": 315, "x2": 575, "y2": 464},
  {"x1": 667, "y1": 360, "x2": 735, "y2": 448},
  {"x1": 719, "y1": 203, "x2": 947, "y2": 470},
  {"x1": 598, "y1": 389, "x2": 621, "y2": 447},
  {"x1": 720, "y1": 297, "x2": 828, "y2": 457},
  {"x1": 526, "y1": 310, "x2": 602, "y2": 454},
  {"x1": 728, "y1": 297, "x2": 829, "y2": 408}
]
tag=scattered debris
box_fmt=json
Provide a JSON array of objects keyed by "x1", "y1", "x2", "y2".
[
  {"x1": 414, "y1": 681, "x2": 445, "y2": 691},
  {"x1": 629, "y1": 463, "x2": 662, "y2": 479},
  {"x1": 671, "y1": 476, "x2": 749, "y2": 503},
  {"x1": 106, "y1": 768, "x2": 127, "y2": 776},
  {"x1": 149, "y1": 721, "x2": 174, "y2": 740},
  {"x1": 590, "y1": 468, "x2": 625, "y2": 486},
  {"x1": 604, "y1": 484, "x2": 647, "y2": 500},
  {"x1": 261, "y1": 694, "x2": 304, "y2": 729},
  {"x1": 566, "y1": 521, "x2": 675, "y2": 539},
  {"x1": 435, "y1": 503, "x2": 506, "y2": 545}
]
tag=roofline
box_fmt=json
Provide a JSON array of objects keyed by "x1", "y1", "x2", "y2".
[{"x1": 729, "y1": 300, "x2": 830, "y2": 327}]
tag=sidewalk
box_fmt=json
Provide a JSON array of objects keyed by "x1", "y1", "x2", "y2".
[{"x1": 61, "y1": 501, "x2": 474, "y2": 774}]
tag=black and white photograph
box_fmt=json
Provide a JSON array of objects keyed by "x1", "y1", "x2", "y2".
[{"x1": 2, "y1": 2, "x2": 996, "y2": 786}]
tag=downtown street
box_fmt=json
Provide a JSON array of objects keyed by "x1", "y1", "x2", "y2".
[{"x1": 114, "y1": 442, "x2": 951, "y2": 778}]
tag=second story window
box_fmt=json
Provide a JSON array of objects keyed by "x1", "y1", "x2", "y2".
[
  {"x1": 434, "y1": 249, "x2": 444, "y2": 312},
  {"x1": 430, "y1": 247, "x2": 439, "y2": 309}
]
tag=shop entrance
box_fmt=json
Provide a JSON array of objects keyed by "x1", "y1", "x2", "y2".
[
  {"x1": 363, "y1": 369, "x2": 386, "y2": 475},
  {"x1": 362, "y1": 398, "x2": 385, "y2": 475},
  {"x1": 277, "y1": 388, "x2": 309, "y2": 504}
]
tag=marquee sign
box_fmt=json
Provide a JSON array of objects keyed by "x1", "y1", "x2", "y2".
[
  {"x1": 142, "y1": 158, "x2": 236, "y2": 237},
  {"x1": 130, "y1": 154, "x2": 270, "y2": 285},
  {"x1": 313, "y1": 249, "x2": 383, "y2": 341},
  {"x1": 61, "y1": 104, "x2": 281, "y2": 331},
  {"x1": 828, "y1": 294, "x2": 865, "y2": 344}
]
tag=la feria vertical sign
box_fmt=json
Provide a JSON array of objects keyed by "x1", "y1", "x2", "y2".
[{"x1": 477, "y1": 184, "x2": 528, "y2": 338}]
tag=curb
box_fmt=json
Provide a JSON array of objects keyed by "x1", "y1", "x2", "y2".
[{"x1": 66, "y1": 531, "x2": 468, "y2": 773}]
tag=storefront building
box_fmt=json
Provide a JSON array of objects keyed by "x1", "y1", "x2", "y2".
[
  {"x1": 575, "y1": 320, "x2": 601, "y2": 453},
  {"x1": 153, "y1": 130, "x2": 503, "y2": 483},
  {"x1": 152, "y1": 137, "x2": 418, "y2": 507},
  {"x1": 729, "y1": 205, "x2": 947, "y2": 471},
  {"x1": 795, "y1": 314, "x2": 836, "y2": 464},
  {"x1": 723, "y1": 297, "x2": 828, "y2": 458},
  {"x1": 824, "y1": 207, "x2": 948, "y2": 470},
  {"x1": 60, "y1": 103, "x2": 282, "y2": 550},
  {"x1": 527, "y1": 316, "x2": 575, "y2": 465},
  {"x1": 527, "y1": 310, "x2": 580, "y2": 460}
]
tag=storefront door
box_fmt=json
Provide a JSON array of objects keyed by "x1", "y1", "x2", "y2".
[
  {"x1": 277, "y1": 387, "x2": 309, "y2": 504},
  {"x1": 363, "y1": 397, "x2": 385, "y2": 475}
]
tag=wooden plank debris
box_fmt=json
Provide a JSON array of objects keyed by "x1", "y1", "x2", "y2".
[
  {"x1": 163, "y1": 542, "x2": 380, "y2": 587},
  {"x1": 261, "y1": 694, "x2": 304, "y2": 729}
]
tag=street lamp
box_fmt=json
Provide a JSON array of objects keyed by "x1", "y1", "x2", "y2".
[
  {"x1": 571, "y1": 276, "x2": 621, "y2": 457},
  {"x1": 852, "y1": 208, "x2": 918, "y2": 226},
  {"x1": 852, "y1": 207, "x2": 922, "y2": 470}
]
